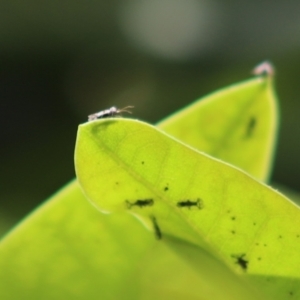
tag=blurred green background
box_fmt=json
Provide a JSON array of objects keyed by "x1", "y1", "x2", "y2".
[{"x1": 1, "y1": 0, "x2": 300, "y2": 233}]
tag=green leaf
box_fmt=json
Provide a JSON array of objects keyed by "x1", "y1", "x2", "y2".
[
  {"x1": 0, "y1": 181, "x2": 153, "y2": 299},
  {"x1": 272, "y1": 183, "x2": 300, "y2": 206},
  {"x1": 159, "y1": 76, "x2": 278, "y2": 181},
  {"x1": 0, "y1": 74, "x2": 281, "y2": 299},
  {"x1": 0, "y1": 181, "x2": 259, "y2": 300},
  {"x1": 75, "y1": 118, "x2": 300, "y2": 300}
]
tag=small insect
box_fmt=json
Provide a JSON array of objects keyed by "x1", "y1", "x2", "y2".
[
  {"x1": 150, "y1": 215, "x2": 162, "y2": 240},
  {"x1": 88, "y1": 106, "x2": 133, "y2": 121},
  {"x1": 252, "y1": 61, "x2": 274, "y2": 77},
  {"x1": 125, "y1": 199, "x2": 154, "y2": 209},
  {"x1": 232, "y1": 254, "x2": 248, "y2": 271},
  {"x1": 177, "y1": 199, "x2": 202, "y2": 210}
]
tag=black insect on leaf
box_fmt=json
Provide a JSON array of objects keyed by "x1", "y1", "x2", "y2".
[
  {"x1": 126, "y1": 199, "x2": 154, "y2": 209},
  {"x1": 177, "y1": 199, "x2": 203, "y2": 210},
  {"x1": 232, "y1": 254, "x2": 248, "y2": 271}
]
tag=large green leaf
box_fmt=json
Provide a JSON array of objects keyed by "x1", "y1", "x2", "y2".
[
  {"x1": 75, "y1": 118, "x2": 300, "y2": 300},
  {"x1": 158, "y1": 76, "x2": 278, "y2": 181},
  {"x1": 0, "y1": 74, "x2": 280, "y2": 299},
  {"x1": 0, "y1": 181, "x2": 259, "y2": 300},
  {"x1": 0, "y1": 181, "x2": 153, "y2": 299}
]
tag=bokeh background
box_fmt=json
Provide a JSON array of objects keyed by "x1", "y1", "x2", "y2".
[{"x1": 1, "y1": 0, "x2": 300, "y2": 233}]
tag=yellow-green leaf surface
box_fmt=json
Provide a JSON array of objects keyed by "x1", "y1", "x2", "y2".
[
  {"x1": 75, "y1": 119, "x2": 300, "y2": 300},
  {"x1": 0, "y1": 181, "x2": 154, "y2": 299},
  {"x1": 159, "y1": 76, "x2": 278, "y2": 182},
  {"x1": 0, "y1": 74, "x2": 280, "y2": 299},
  {"x1": 0, "y1": 181, "x2": 257, "y2": 300}
]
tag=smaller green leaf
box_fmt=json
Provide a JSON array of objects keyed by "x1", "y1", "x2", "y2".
[{"x1": 158, "y1": 75, "x2": 278, "y2": 181}]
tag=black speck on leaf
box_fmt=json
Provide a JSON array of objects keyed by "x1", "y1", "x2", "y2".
[
  {"x1": 150, "y1": 215, "x2": 162, "y2": 240},
  {"x1": 245, "y1": 117, "x2": 256, "y2": 138},
  {"x1": 232, "y1": 254, "x2": 248, "y2": 271}
]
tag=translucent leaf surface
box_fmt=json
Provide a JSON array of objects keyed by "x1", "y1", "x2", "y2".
[
  {"x1": 0, "y1": 181, "x2": 153, "y2": 299},
  {"x1": 159, "y1": 76, "x2": 278, "y2": 182},
  {"x1": 0, "y1": 74, "x2": 281, "y2": 299},
  {"x1": 75, "y1": 119, "x2": 300, "y2": 300},
  {"x1": 0, "y1": 181, "x2": 258, "y2": 300}
]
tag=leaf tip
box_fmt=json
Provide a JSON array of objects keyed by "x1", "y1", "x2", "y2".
[{"x1": 252, "y1": 61, "x2": 275, "y2": 77}]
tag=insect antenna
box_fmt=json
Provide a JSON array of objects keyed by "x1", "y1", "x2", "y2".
[{"x1": 117, "y1": 106, "x2": 134, "y2": 114}]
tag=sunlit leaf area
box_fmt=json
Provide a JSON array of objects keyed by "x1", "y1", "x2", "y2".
[{"x1": 1, "y1": 1, "x2": 300, "y2": 299}]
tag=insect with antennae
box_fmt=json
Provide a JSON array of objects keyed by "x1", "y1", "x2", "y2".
[{"x1": 88, "y1": 106, "x2": 133, "y2": 121}]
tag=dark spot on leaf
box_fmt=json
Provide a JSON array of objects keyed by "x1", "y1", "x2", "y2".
[
  {"x1": 255, "y1": 243, "x2": 259, "y2": 246},
  {"x1": 141, "y1": 161, "x2": 144, "y2": 165},
  {"x1": 278, "y1": 235, "x2": 282, "y2": 239},
  {"x1": 245, "y1": 117, "x2": 256, "y2": 138},
  {"x1": 164, "y1": 186, "x2": 169, "y2": 191},
  {"x1": 253, "y1": 222, "x2": 256, "y2": 226},
  {"x1": 126, "y1": 199, "x2": 154, "y2": 209},
  {"x1": 231, "y1": 216, "x2": 236, "y2": 221},
  {"x1": 115, "y1": 182, "x2": 119, "y2": 185},
  {"x1": 289, "y1": 291, "x2": 294, "y2": 296},
  {"x1": 231, "y1": 230, "x2": 236, "y2": 234},
  {"x1": 150, "y1": 215, "x2": 162, "y2": 240},
  {"x1": 264, "y1": 244, "x2": 267, "y2": 247},
  {"x1": 257, "y1": 257, "x2": 261, "y2": 261},
  {"x1": 232, "y1": 254, "x2": 248, "y2": 271},
  {"x1": 227, "y1": 210, "x2": 231, "y2": 213},
  {"x1": 177, "y1": 199, "x2": 203, "y2": 209},
  {"x1": 297, "y1": 235, "x2": 300, "y2": 238}
]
